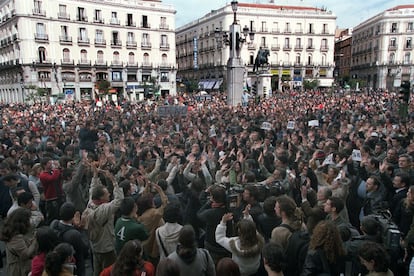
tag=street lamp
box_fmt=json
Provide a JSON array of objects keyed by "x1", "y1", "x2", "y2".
[{"x1": 215, "y1": 1, "x2": 254, "y2": 106}]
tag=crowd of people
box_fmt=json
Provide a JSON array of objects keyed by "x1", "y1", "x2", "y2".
[{"x1": 0, "y1": 89, "x2": 413, "y2": 276}]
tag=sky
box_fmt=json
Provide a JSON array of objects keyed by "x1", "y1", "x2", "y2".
[{"x1": 164, "y1": 0, "x2": 414, "y2": 29}]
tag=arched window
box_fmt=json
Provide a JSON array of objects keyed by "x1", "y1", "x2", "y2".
[
  {"x1": 143, "y1": 53, "x2": 149, "y2": 65},
  {"x1": 404, "y1": 52, "x2": 410, "y2": 64},
  {"x1": 97, "y1": 50, "x2": 104, "y2": 63},
  {"x1": 128, "y1": 52, "x2": 135, "y2": 64},
  {"x1": 80, "y1": 49, "x2": 87, "y2": 63},
  {"x1": 62, "y1": 48, "x2": 70, "y2": 62},
  {"x1": 113, "y1": 51, "x2": 120, "y2": 63},
  {"x1": 162, "y1": 53, "x2": 167, "y2": 64},
  {"x1": 389, "y1": 53, "x2": 395, "y2": 64},
  {"x1": 307, "y1": 55, "x2": 312, "y2": 65},
  {"x1": 295, "y1": 54, "x2": 301, "y2": 65},
  {"x1": 38, "y1": 47, "x2": 46, "y2": 63},
  {"x1": 321, "y1": 54, "x2": 326, "y2": 66}
]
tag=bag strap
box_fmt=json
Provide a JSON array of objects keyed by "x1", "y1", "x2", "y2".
[
  {"x1": 157, "y1": 231, "x2": 169, "y2": 257},
  {"x1": 279, "y1": 223, "x2": 294, "y2": 233}
]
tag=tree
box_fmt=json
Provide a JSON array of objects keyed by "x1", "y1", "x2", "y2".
[
  {"x1": 303, "y1": 79, "x2": 318, "y2": 90},
  {"x1": 96, "y1": 80, "x2": 111, "y2": 95}
]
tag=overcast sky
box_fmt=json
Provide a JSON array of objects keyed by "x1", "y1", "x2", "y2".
[{"x1": 164, "y1": 0, "x2": 413, "y2": 29}]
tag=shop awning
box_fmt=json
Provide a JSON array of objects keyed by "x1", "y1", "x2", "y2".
[{"x1": 213, "y1": 79, "x2": 223, "y2": 89}]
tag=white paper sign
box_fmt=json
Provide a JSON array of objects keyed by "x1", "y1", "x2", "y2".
[
  {"x1": 287, "y1": 121, "x2": 295, "y2": 129},
  {"x1": 322, "y1": 153, "x2": 335, "y2": 166},
  {"x1": 352, "y1": 149, "x2": 362, "y2": 162},
  {"x1": 308, "y1": 120, "x2": 319, "y2": 127},
  {"x1": 261, "y1": 122, "x2": 272, "y2": 131}
]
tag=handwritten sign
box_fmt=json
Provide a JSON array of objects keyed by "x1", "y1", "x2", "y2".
[
  {"x1": 287, "y1": 121, "x2": 295, "y2": 129},
  {"x1": 261, "y1": 122, "x2": 272, "y2": 131},
  {"x1": 352, "y1": 149, "x2": 362, "y2": 162},
  {"x1": 157, "y1": 106, "x2": 187, "y2": 117},
  {"x1": 308, "y1": 120, "x2": 319, "y2": 127}
]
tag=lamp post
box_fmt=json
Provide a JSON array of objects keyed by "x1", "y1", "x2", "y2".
[{"x1": 215, "y1": 1, "x2": 254, "y2": 106}]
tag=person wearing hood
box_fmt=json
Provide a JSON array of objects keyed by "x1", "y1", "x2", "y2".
[
  {"x1": 50, "y1": 202, "x2": 89, "y2": 276},
  {"x1": 215, "y1": 209, "x2": 265, "y2": 276},
  {"x1": 168, "y1": 224, "x2": 216, "y2": 276},
  {"x1": 156, "y1": 202, "x2": 183, "y2": 259}
]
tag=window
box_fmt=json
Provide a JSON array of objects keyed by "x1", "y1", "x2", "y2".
[
  {"x1": 111, "y1": 12, "x2": 119, "y2": 24},
  {"x1": 308, "y1": 23, "x2": 314, "y2": 34},
  {"x1": 261, "y1": 37, "x2": 266, "y2": 47},
  {"x1": 273, "y1": 22, "x2": 279, "y2": 32},
  {"x1": 112, "y1": 71, "x2": 122, "y2": 81},
  {"x1": 77, "y1": 7, "x2": 86, "y2": 21},
  {"x1": 390, "y1": 37, "x2": 396, "y2": 46},
  {"x1": 404, "y1": 52, "x2": 411, "y2": 64},
  {"x1": 307, "y1": 55, "x2": 312, "y2": 65},
  {"x1": 160, "y1": 72, "x2": 169, "y2": 82},
  {"x1": 285, "y1": 22, "x2": 290, "y2": 33},
  {"x1": 284, "y1": 53, "x2": 289, "y2": 63},
  {"x1": 38, "y1": 47, "x2": 46, "y2": 62},
  {"x1": 127, "y1": 32, "x2": 134, "y2": 42},
  {"x1": 79, "y1": 28, "x2": 87, "y2": 41},
  {"x1": 80, "y1": 49, "x2": 88, "y2": 62},
  {"x1": 142, "y1": 15, "x2": 148, "y2": 28},
  {"x1": 113, "y1": 51, "x2": 120, "y2": 63},
  {"x1": 261, "y1": 21, "x2": 267, "y2": 32},
  {"x1": 62, "y1": 48, "x2": 70, "y2": 61},
  {"x1": 321, "y1": 54, "x2": 326, "y2": 66},
  {"x1": 36, "y1": 23, "x2": 45, "y2": 35},
  {"x1": 160, "y1": 17, "x2": 167, "y2": 28},
  {"x1": 296, "y1": 23, "x2": 302, "y2": 33},
  {"x1": 61, "y1": 25, "x2": 68, "y2": 37},
  {"x1": 295, "y1": 54, "x2": 301, "y2": 64},
  {"x1": 308, "y1": 38, "x2": 313, "y2": 48},
  {"x1": 58, "y1": 4, "x2": 67, "y2": 17},
  {"x1": 296, "y1": 38, "x2": 301, "y2": 48},
  {"x1": 391, "y1": 23, "x2": 397, "y2": 33},
  {"x1": 389, "y1": 53, "x2": 395, "y2": 64},
  {"x1": 322, "y1": 24, "x2": 328, "y2": 34},
  {"x1": 128, "y1": 52, "x2": 135, "y2": 64},
  {"x1": 127, "y1": 14, "x2": 134, "y2": 26},
  {"x1": 284, "y1": 38, "x2": 290, "y2": 48},
  {"x1": 112, "y1": 31, "x2": 119, "y2": 44},
  {"x1": 143, "y1": 53, "x2": 149, "y2": 64},
  {"x1": 96, "y1": 30, "x2": 104, "y2": 42},
  {"x1": 162, "y1": 53, "x2": 167, "y2": 64},
  {"x1": 97, "y1": 50, "x2": 104, "y2": 63},
  {"x1": 406, "y1": 37, "x2": 412, "y2": 48},
  {"x1": 161, "y1": 34, "x2": 168, "y2": 46},
  {"x1": 34, "y1": 0, "x2": 42, "y2": 10},
  {"x1": 95, "y1": 9, "x2": 102, "y2": 22},
  {"x1": 408, "y1": 22, "x2": 413, "y2": 31},
  {"x1": 142, "y1": 33, "x2": 149, "y2": 45}
]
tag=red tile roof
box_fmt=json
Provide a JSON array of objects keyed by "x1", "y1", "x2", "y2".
[{"x1": 387, "y1": 5, "x2": 414, "y2": 11}]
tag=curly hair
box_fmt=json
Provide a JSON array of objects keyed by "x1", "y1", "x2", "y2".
[
  {"x1": 112, "y1": 240, "x2": 145, "y2": 276},
  {"x1": 276, "y1": 195, "x2": 303, "y2": 228},
  {"x1": 0, "y1": 208, "x2": 31, "y2": 242},
  {"x1": 309, "y1": 221, "x2": 345, "y2": 263}
]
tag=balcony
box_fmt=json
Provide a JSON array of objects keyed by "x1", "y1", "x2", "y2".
[
  {"x1": 76, "y1": 15, "x2": 88, "y2": 22},
  {"x1": 320, "y1": 46, "x2": 329, "y2": 52},
  {"x1": 404, "y1": 44, "x2": 413, "y2": 50},
  {"x1": 78, "y1": 60, "x2": 91, "y2": 67},
  {"x1": 295, "y1": 29, "x2": 303, "y2": 34},
  {"x1": 126, "y1": 62, "x2": 139, "y2": 68},
  {"x1": 111, "y1": 40, "x2": 122, "y2": 48},
  {"x1": 306, "y1": 46, "x2": 315, "y2": 51},
  {"x1": 93, "y1": 18, "x2": 105, "y2": 24},
  {"x1": 159, "y1": 24, "x2": 169, "y2": 30},
  {"x1": 61, "y1": 59, "x2": 74, "y2": 65},
  {"x1": 272, "y1": 28, "x2": 280, "y2": 34},
  {"x1": 160, "y1": 43, "x2": 170, "y2": 50},
  {"x1": 126, "y1": 41, "x2": 137, "y2": 49},
  {"x1": 110, "y1": 18, "x2": 120, "y2": 25},
  {"x1": 321, "y1": 30, "x2": 330, "y2": 35},
  {"x1": 111, "y1": 61, "x2": 123, "y2": 67},
  {"x1": 284, "y1": 28, "x2": 292, "y2": 34},
  {"x1": 94, "y1": 39, "x2": 106, "y2": 47},
  {"x1": 141, "y1": 43, "x2": 152, "y2": 50},
  {"x1": 247, "y1": 44, "x2": 256, "y2": 50},
  {"x1": 34, "y1": 33, "x2": 49, "y2": 42},
  {"x1": 34, "y1": 59, "x2": 52, "y2": 65},
  {"x1": 126, "y1": 21, "x2": 136, "y2": 27},
  {"x1": 59, "y1": 35, "x2": 72, "y2": 45},
  {"x1": 294, "y1": 45, "x2": 303, "y2": 51},
  {"x1": 308, "y1": 30, "x2": 315, "y2": 34},
  {"x1": 141, "y1": 23, "x2": 151, "y2": 28},
  {"x1": 260, "y1": 27, "x2": 268, "y2": 33},
  {"x1": 283, "y1": 45, "x2": 291, "y2": 51},
  {"x1": 32, "y1": 9, "x2": 46, "y2": 16},
  {"x1": 77, "y1": 38, "x2": 90, "y2": 46},
  {"x1": 58, "y1": 12, "x2": 70, "y2": 20},
  {"x1": 95, "y1": 61, "x2": 108, "y2": 67},
  {"x1": 141, "y1": 62, "x2": 152, "y2": 68},
  {"x1": 388, "y1": 45, "x2": 397, "y2": 51},
  {"x1": 271, "y1": 44, "x2": 280, "y2": 51}
]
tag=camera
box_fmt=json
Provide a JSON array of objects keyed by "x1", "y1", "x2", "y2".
[{"x1": 372, "y1": 210, "x2": 401, "y2": 251}]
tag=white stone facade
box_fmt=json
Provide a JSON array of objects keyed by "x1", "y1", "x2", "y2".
[
  {"x1": 0, "y1": 0, "x2": 176, "y2": 103},
  {"x1": 176, "y1": 3, "x2": 336, "y2": 92},
  {"x1": 350, "y1": 5, "x2": 414, "y2": 91}
]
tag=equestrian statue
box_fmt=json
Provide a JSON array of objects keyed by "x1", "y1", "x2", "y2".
[{"x1": 253, "y1": 47, "x2": 270, "y2": 72}]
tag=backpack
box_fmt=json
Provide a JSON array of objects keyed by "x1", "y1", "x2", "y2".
[{"x1": 279, "y1": 224, "x2": 310, "y2": 276}]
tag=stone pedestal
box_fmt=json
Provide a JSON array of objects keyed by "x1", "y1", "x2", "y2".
[{"x1": 251, "y1": 72, "x2": 272, "y2": 98}]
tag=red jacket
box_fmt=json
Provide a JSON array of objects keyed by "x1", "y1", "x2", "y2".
[
  {"x1": 100, "y1": 261, "x2": 154, "y2": 276},
  {"x1": 39, "y1": 169, "x2": 63, "y2": 200}
]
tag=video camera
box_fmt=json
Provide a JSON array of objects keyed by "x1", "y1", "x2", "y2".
[{"x1": 372, "y1": 210, "x2": 401, "y2": 251}]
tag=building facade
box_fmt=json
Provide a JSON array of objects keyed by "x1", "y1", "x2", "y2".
[
  {"x1": 176, "y1": 3, "x2": 336, "y2": 93},
  {"x1": 334, "y1": 28, "x2": 352, "y2": 87},
  {"x1": 350, "y1": 5, "x2": 414, "y2": 91},
  {"x1": 0, "y1": 0, "x2": 176, "y2": 103}
]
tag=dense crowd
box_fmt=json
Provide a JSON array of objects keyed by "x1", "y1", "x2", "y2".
[{"x1": 0, "y1": 89, "x2": 413, "y2": 276}]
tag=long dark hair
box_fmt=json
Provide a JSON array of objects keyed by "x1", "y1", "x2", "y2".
[
  {"x1": 112, "y1": 240, "x2": 145, "y2": 276},
  {"x1": 236, "y1": 219, "x2": 259, "y2": 248},
  {"x1": 44, "y1": 243, "x2": 74, "y2": 276},
  {"x1": 0, "y1": 208, "x2": 31, "y2": 242},
  {"x1": 309, "y1": 221, "x2": 345, "y2": 263}
]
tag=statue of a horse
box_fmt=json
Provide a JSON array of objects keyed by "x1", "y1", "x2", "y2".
[{"x1": 253, "y1": 48, "x2": 270, "y2": 72}]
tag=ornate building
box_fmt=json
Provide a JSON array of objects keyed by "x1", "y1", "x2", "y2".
[
  {"x1": 350, "y1": 5, "x2": 414, "y2": 90},
  {"x1": 0, "y1": 0, "x2": 176, "y2": 103},
  {"x1": 176, "y1": 2, "x2": 336, "y2": 93}
]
